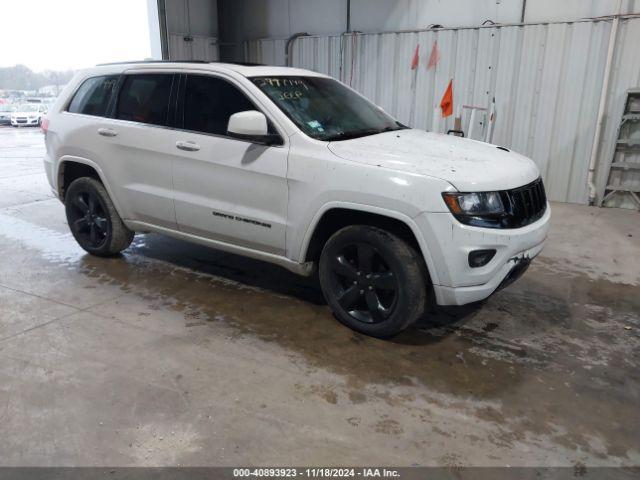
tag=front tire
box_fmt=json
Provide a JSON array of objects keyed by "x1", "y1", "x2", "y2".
[
  {"x1": 319, "y1": 225, "x2": 428, "y2": 338},
  {"x1": 65, "y1": 177, "x2": 134, "y2": 257}
]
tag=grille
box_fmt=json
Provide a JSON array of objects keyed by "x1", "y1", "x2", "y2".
[{"x1": 499, "y1": 178, "x2": 547, "y2": 228}]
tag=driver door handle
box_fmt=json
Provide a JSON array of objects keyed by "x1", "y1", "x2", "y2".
[
  {"x1": 176, "y1": 140, "x2": 201, "y2": 152},
  {"x1": 97, "y1": 128, "x2": 118, "y2": 137}
]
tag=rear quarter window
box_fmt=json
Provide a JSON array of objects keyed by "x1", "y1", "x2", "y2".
[{"x1": 67, "y1": 76, "x2": 119, "y2": 116}]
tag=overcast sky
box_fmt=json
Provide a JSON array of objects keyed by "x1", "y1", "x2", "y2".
[{"x1": 1, "y1": 0, "x2": 153, "y2": 72}]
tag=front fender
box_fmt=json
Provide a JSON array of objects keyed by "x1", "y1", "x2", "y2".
[{"x1": 295, "y1": 201, "x2": 444, "y2": 287}]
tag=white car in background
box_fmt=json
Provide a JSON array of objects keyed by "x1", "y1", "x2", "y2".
[
  {"x1": 43, "y1": 61, "x2": 550, "y2": 338},
  {"x1": 11, "y1": 103, "x2": 47, "y2": 127},
  {"x1": 0, "y1": 104, "x2": 13, "y2": 125}
]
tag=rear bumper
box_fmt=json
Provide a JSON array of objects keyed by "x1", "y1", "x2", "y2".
[
  {"x1": 415, "y1": 204, "x2": 550, "y2": 306},
  {"x1": 43, "y1": 152, "x2": 56, "y2": 193}
]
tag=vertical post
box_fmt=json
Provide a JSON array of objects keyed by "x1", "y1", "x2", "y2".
[
  {"x1": 154, "y1": 0, "x2": 169, "y2": 60},
  {"x1": 587, "y1": 0, "x2": 623, "y2": 205},
  {"x1": 432, "y1": 107, "x2": 441, "y2": 133},
  {"x1": 468, "y1": 109, "x2": 477, "y2": 139}
]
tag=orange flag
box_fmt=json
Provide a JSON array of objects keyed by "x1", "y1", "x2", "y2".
[
  {"x1": 427, "y1": 41, "x2": 440, "y2": 69},
  {"x1": 440, "y1": 79, "x2": 453, "y2": 117},
  {"x1": 410, "y1": 44, "x2": 420, "y2": 70}
]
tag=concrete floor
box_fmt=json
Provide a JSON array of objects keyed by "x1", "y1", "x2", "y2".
[{"x1": 0, "y1": 125, "x2": 639, "y2": 467}]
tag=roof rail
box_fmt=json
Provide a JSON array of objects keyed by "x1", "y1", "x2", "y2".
[
  {"x1": 96, "y1": 60, "x2": 265, "y2": 67},
  {"x1": 96, "y1": 60, "x2": 209, "y2": 66},
  {"x1": 227, "y1": 61, "x2": 264, "y2": 66}
]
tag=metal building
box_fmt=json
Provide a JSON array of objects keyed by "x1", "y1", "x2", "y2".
[{"x1": 148, "y1": 0, "x2": 640, "y2": 208}]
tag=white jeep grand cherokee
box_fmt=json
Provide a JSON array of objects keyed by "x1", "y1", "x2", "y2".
[{"x1": 43, "y1": 61, "x2": 550, "y2": 338}]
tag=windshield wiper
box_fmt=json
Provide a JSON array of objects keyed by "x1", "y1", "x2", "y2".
[{"x1": 323, "y1": 125, "x2": 406, "y2": 142}]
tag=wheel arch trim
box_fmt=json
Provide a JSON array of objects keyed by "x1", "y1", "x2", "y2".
[
  {"x1": 57, "y1": 155, "x2": 125, "y2": 219},
  {"x1": 298, "y1": 201, "x2": 441, "y2": 286}
]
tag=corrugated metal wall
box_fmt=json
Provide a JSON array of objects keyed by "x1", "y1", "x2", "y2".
[
  {"x1": 244, "y1": 38, "x2": 287, "y2": 66},
  {"x1": 246, "y1": 18, "x2": 640, "y2": 206}
]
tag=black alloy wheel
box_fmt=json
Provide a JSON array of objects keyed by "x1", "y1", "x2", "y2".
[
  {"x1": 64, "y1": 177, "x2": 134, "y2": 256},
  {"x1": 328, "y1": 242, "x2": 398, "y2": 324},
  {"x1": 319, "y1": 225, "x2": 428, "y2": 338},
  {"x1": 67, "y1": 189, "x2": 110, "y2": 249}
]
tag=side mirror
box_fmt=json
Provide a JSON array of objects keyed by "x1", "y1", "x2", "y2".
[{"x1": 227, "y1": 110, "x2": 281, "y2": 145}]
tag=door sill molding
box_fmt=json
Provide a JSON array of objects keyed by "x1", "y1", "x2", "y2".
[{"x1": 124, "y1": 220, "x2": 314, "y2": 276}]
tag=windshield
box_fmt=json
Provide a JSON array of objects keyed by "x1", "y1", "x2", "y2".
[
  {"x1": 251, "y1": 76, "x2": 405, "y2": 141},
  {"x1": 16, "y1": 104, "x2": 39, "y2": 112}
]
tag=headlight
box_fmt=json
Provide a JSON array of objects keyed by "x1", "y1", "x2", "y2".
[{"x1": 442, "y1": 191, "x2": 505, "y2": 216}]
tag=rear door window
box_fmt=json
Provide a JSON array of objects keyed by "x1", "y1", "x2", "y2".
[
  {"x1": 68, "y1": 76, "x2": 119, "y2": 116},
  {"x1": 182, "y1": 74, "x2": 256, "y2": 136},
  {"x1": 115, "y1": 73, "x2": 174, "y2": 126}
]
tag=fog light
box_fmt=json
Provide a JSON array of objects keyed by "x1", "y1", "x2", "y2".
[{"x1": 468, "y1": 249, "x2": 496, "y2": 268}]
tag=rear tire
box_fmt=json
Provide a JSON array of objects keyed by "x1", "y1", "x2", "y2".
[
  {"x1": 319, "y1": 225, "x2": 428, "y2": 338},
  {"x1": 65, "y1": 177, "x2": 134, "y2": 257}
]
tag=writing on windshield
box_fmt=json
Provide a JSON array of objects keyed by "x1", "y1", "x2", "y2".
[{"x1": 251, "y1": 76, "x2": 404, "y2": 141}]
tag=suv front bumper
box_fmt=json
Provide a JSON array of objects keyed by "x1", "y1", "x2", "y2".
[{"x1": 414, "y1": 204, "x2": 551, "y2": 306}]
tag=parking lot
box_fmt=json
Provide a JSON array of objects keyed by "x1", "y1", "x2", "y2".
[{"x1": 0, "y1": 125, "x2": 639, "y2": 467}]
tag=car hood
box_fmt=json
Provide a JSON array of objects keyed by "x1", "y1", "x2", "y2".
[
  {"x1": 12, "y1": 111, "x2": 38, "y2": 116},
  {"x1": 327, "y1": 129, "x2": 540, "y2": 191}
]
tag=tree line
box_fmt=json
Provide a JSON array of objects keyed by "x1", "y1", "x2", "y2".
[{"x1": 0, "y1": 65, "x2": 76, "y2": 91}]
